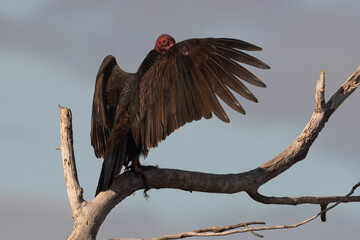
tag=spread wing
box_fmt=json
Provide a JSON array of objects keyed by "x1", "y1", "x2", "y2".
[
  {"x1": 133, "y1": 38, "x2": 270, "y2": 153},
  {"x1": 91, "y1": 55, "x2": 131, "y2": 158}
]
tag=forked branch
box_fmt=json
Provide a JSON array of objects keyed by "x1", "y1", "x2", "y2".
[
  {"x1": 59, "y1": 67, "x2": 360, "y2": 240},
  {"x1": 108, "y1": 181, "x2": 360, "y2": 240}
]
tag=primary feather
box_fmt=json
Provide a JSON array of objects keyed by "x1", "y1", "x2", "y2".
[{"x1": 91, "y1": 34, "x2": 270, "y2": 195}]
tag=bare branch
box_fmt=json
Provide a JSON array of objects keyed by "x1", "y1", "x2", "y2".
[
  {"x1": 102, "y1": 67, "x2": 360, "y2": 207},
  {"x1": 247, "y1": 191, "x2": 360, "y2": 205},
  {"x1": 59, "y1": 105, "x2": 84, "y2": 218},
  {"x1": 315, "y1": 71, "x2": 325, "y2": 112},
  {"x1": 194, "y1": 221, "x2": 265, "y2": 233},
  {"x1": 108, "y1": 181, "x2": 360, "y2": 240},
  {"x1": 107, "y1": 167, "x2": 360, "y2": 206},
  {"x1": 327, "y1": 66, "x2": 360, "y2": 113},
  {"x1": 106, "y1": 222, "x2": 267, "y2": 240},
  {"x1": 258, "y1": 66, "x2": 360, "y2": 185},
  {"x1": 60, "y1": 66, "x2": 360, "y2": 239}
]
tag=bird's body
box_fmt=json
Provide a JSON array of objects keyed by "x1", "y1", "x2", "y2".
[{"x1": 91, "y1": 34, "x2": 270, "y2": 195}]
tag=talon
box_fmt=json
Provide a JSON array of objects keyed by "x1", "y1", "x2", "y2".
[{"x1": 130, "y1": 155, "x2": 150, "y2": 192}]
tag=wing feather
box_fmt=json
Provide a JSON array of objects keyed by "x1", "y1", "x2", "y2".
[
  {"x1": 208, "y1": 57, "x2": 258, "y2": 102},
  {"x1": 191, "y1": 69, "x2": 213, "y2": 119},
  {"x1": 203, "y1": 61, "x2": 246, "y2": 114},
  {"x1": 91, "y1": 55, "x2": 131, "y2": 158},
  {"x1": 217, "y1": 38, "x2": 263, "y2": 51},
  {"x1": 197, "y1": 65, "x2": 230, "y2": 122},
  {"x1": 136, "y1": 38, "x2": 270, "y2": 153},
  {"x1": 217, "y1": 46, "x2": 270, "y2": 69},
  {"x1": 213, "y1": 53, "x2": 266, "y2": 87}
]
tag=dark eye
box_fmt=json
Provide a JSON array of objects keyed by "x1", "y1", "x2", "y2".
[{"x1": 162, "y1": 39, "x2": 167, "y2": 44}]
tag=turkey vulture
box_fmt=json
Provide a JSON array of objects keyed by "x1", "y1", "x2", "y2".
[{"x1": 91, "y1": 34, "x2": 270, "y2": 195}]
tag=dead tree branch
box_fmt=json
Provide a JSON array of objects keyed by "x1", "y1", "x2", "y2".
[
  {"x1": 59, "y1": 67, "x2": 360, "y2": 240},
  {"x1": 256, "y1": 67, "x2": 360, "y2": 185},
  {"x1": 108, "y1": 181, "x2": 360, "y2": 240},
  {"x1": 59, "y1": 105, "x2": 84, "y2": 218}
]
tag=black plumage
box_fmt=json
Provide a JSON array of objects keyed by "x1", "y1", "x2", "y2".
[{"x1": 91, "y1": 34, "x2": 270, "y2": 195}]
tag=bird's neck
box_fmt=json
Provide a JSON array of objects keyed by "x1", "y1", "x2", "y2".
[{"x1": 136, "y1": 50, "x2": 161, "y2": 76}]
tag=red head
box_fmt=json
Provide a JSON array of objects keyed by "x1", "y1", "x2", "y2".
[{"x1": 154, "y1": 34, "x2": 176, "y2": 54}]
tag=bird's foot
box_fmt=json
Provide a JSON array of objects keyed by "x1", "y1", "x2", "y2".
[{"x1": 131, "y1": 162, "x2": 154, "y2": 198}]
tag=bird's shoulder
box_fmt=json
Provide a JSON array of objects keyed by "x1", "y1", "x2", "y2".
[{"x1": 134, "y1": 37, "x2": 269, "y2": 154}]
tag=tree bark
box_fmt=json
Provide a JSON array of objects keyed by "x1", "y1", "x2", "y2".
[{"x1": 59, "y1": 67, "x2": 360, "y2": 240}]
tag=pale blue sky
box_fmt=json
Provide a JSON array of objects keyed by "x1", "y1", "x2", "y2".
[{"x1": 1, "y1": 1, "x2": 359, "y2": 239}]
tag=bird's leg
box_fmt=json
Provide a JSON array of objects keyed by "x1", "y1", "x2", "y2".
[{"x1": 131, "y1": 155, "x2": 150, "y2": 197}]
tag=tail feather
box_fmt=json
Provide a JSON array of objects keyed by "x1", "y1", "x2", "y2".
[{"x1": 95, "y1": 138, "x2": 127, "y2": 196}]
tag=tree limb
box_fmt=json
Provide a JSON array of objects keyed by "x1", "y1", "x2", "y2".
[
  {"x1": 59, "y1": 105, "x2": 84, "y2": 219},
  {"x1": 59, "y1": 66, "x2": 360, "y2": 239},
  {"x1": 315, "y1": 70, "x2": 326, "y2": 112},
  {"x1": 108, "y1": 181, "x2": 360, "y2": 240},
  {"x1": 257, "y1": 67, "x2": 360, "y2": 182},
  {"x1": 106, "y1": 66, "x2": 360, "y2": 204},
  {"x1": 247, "y1": 191, "x2": 360, "y2": 205}
]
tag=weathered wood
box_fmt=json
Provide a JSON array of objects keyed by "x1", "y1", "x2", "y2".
[
  {"x1": 59, "y1": 67, "x2": 360, "y2": 240},
  {"x1": 59, "y1": 106, "x2": 88, "y2": 239},
  {"x1": 257, "y1": 67, "x2": 360, "y2": 184},
  {"x1": 108, "y1": 182, "x2": 360, "y2": 240},
  {"x1": 59, "y1": 106, "x2": 84, "y2": 217}
]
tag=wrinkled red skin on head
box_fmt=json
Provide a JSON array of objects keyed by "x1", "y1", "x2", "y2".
[{"x1": 154, "y1": 34, "x2": 176, "y2": 54}]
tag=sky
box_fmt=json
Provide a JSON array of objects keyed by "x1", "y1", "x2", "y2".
[{"x1": 1, "y1": 1, "x2": 359, "y2": 239}]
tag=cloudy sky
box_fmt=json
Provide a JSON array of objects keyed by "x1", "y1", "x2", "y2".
[{"x1": 1, "y1": 1, "x2": 359, "y2": 239}]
